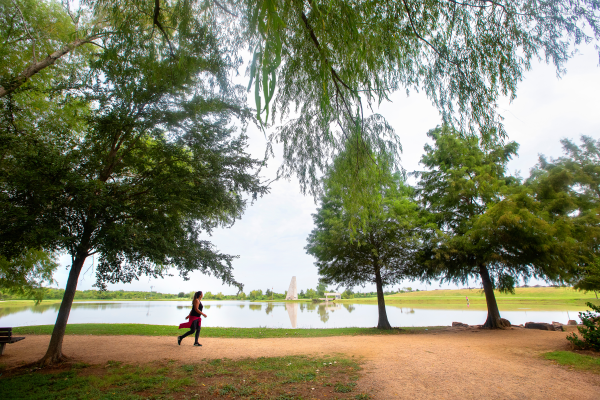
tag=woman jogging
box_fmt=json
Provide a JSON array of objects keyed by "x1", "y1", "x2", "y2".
[{"x1": 178, "y1": 291, "x2": 207, "y2": 346}]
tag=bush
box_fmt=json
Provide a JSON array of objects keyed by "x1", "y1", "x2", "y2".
[{"x1": 567, "y1": 302, "x2": 600, "y2": 351}]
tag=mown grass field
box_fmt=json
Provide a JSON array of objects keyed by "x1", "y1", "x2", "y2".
[
  {"x1": 340, "y1": 287, "x2": 599, "y2": 310},
  {"x1": 13, "y1": 324, "x2": 436, "y2": 338},
  {"x1": 0, "y1": 355, "x2": 370, "y2": 400}
]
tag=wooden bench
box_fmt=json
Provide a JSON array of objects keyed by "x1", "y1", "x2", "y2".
[{"x1": 0, "y1": 327, "x2": 25, "y2": 355}]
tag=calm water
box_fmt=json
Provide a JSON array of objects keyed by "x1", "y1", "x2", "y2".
[{"x1": 0, "y1": 300, "x2": 583, "y2": 328}]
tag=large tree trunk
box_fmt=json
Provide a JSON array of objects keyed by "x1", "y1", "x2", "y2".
[
  {"x1": 37, "y1": 253, "x2": 87, "y2": 365},
  {"x1": 374, "y1": 266, "x2": 392, "y2": 330},
  {"x1": 479, "y1": 264, "x2": 503, "y2": 329}
]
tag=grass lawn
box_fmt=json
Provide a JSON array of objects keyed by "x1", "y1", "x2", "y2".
[
  {"x1": 544, "y1": 351, "x2": 600, "y2": 374},
  {"x1": 0, "y1": 355, "x2": 371, "y2": 400},
  {"x1": 339, "y1": 287, "x2": 599, "y2": 310},
  {"x1": 13, "y1": 324, "x2": 436, "y2": 338}
]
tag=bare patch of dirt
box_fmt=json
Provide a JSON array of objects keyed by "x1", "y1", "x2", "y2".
[{"x1": 2, "y1": 328, "x2": 599, "y2": 399}]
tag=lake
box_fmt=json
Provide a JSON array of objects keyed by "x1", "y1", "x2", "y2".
[{"x1": 0, "y1": 300, "x2": 584, "y2": 328}]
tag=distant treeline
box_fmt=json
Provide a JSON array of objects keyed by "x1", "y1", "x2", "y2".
[{"x1": 0, "y1": 287, "x2": 415, "y2": 301}]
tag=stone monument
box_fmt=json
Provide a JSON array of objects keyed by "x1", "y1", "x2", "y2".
[{"x1": 285, "y1": 276, "x2": 298, "y2": 300}]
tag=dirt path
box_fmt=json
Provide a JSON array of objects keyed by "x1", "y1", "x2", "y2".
[{"x1": 2, "y1": 328, "x2": 599, "y2": 399}]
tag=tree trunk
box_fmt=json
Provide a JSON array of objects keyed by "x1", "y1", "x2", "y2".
[
  {"x1": 374, "y1": 266, "x2": 392, "y2": 330},
  {"x1": 479, "y1": 264, "x2": 503, "y2": 329},
  {"x1": 37, "y1": 253, "x2": 87, "y2": 365}
]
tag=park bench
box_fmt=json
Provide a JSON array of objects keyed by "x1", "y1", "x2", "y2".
[{"x1": 0, "y1": 327, "x2": 25, "y2": 355}]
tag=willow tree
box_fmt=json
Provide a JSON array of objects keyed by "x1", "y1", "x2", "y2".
[
  {"x1": 242, "y1": 0, "x2": 600, "y2": 195},
  {"x1": 1, "y1": 1, "x2": 266, "y2": 365},
  {"x1": 3, "y1": 1, "x2": 599, "y2": 196},
  {"x1": 415, "y1": 126, "x2": 576, "y2": 328},
  {"x1": 306, "y1": 134, "x2": 430, "y2": 329}
]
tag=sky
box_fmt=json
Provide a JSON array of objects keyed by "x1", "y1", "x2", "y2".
[{"x1": 52, "y1": 43, "x2": 600, "y2": 296}]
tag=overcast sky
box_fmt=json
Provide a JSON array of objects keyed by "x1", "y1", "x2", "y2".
[{"x1": 53, "y1": 43, "x2": 600, "y2": 295}]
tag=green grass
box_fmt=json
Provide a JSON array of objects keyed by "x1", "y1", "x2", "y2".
[
  {"x1": 336, "y1": 287, "x2": 599, "y2": 310},
  {"x1": 544, "y1": 351, "x2": 600, "y2": 373},
  {"x1": 13, "y1": 324, "x2": 436, "y2": 338},
  {"x1": 0, "y1": 355, "x2": 370, "y2": 400}
]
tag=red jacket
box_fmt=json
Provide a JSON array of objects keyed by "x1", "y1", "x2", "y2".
[{"x1": 179, "y1": 316, "x2": 201, "y2": 330}]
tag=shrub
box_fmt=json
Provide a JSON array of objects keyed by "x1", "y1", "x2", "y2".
[{"x1": 567, "y1": 302, "x2": 600, "y2": 351}]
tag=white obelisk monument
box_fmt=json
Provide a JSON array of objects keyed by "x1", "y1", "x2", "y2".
[{"x1": 285, "y1": 276, "x2": 298, "y2": 300}]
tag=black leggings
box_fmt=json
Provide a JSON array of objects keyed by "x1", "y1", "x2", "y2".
[{"x1": 180, "y1": 319, "x2": 201, "y2": 343}]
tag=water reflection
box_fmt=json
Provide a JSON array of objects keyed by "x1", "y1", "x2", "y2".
[
  {"x1": 0, "y1": 300, "x2": 584, "y2": 329},
  {"x1": 343, "y1": 304, "x2": 355, "y2": 313},
  {"x1": 265, "y1": 303, "x2": 274, "y2": 315},
  {"x1": 317, "y1": 304, "x2": 329, "y2": 323},
  {"x1": 286, "y1": 303, "x2": 298, "y2": 328}
]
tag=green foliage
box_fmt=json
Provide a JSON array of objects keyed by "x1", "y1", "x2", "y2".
[
  {"x1": 0, "y1": 249, "x2": 58, "y2": 303},
  {"x1": 527, "y1": 136, "x2": 600, "y2": 292},
  {"x1": 416, "y1": 126, "x2": 572, "y2": 291},
  {"x1": 308, "y1": 136, "x2": 430, "y2": 289},
  {"x1": 244, "y1": 0, "x2": 600, "y2": 195},
  {"x1": 316, "y1": 280, "x2": 327, "y2": 297},
  {"x1": 567, "y1": 302, "x2": 600, "y2": 352},
  {"x1": 414, "y1": 126, "x2": 579, "y2": 327},
  {"x1": 1, "y1": 0, "x2": 268, "y2": 291},
  {"x1": 307, "y1": 134, "x2": 432, "y2": 328}
]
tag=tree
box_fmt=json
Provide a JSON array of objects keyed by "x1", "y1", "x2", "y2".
[
  {"x1": 316, "y1": 280, "x2": 327, "y2": 298},
  {"x1": 415, "y1": 126, "x2": 575, "y2": 328},
  {"x1": 0, "y1": 2, "x2": 266, "y2": 365},
  {"x1": 527, "y1": 136, "x2": 600, "y2": 298},
  {"x1": 178, "y1": 292, "x2": 185, "y2": 298},
  {"x1": 3, "y1": 1, "x2": 600, "y2": 199},
  {"x1": 0, "y1": 249, "x2": 58, "y2": 303},
  {"x1": 574, "y1": 260, "x2": 600, "y2": 299},
  {"x1": 242, "y1": 0, "x2": 600, "y2": 196},
  {"x1": 306, "y1": 135, "x2": 429, "y2": 329}
]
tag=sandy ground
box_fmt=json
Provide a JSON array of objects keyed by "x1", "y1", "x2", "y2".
[{"x1": 2, "y1": 328, "x2": 599, "y2": 399}]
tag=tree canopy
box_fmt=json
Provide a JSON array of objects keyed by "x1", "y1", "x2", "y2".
[
  {"x1": 243, "y1": 0, "x2": 600, "y2": 195},
  {"x1": 415, "y1": 126, "x2": 575, "y2": 328},
  {"x1": 4, "y1": 1, "x2": 599, "y2": 197},
  {"x1": 0, "y1": 249, "x2": 58, "y2": 303},
  {"x1": 527, "y1": 136, "x2": 600, "y2": 295},
  {"x1": 306, "y1": 134, "x2": 430, "y2": 329},
  {"x1": 1, "y1": 0, "x2": 267, "y2": 364}
]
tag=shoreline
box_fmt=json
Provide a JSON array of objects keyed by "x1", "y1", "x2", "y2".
[{"x1": 11, "y1": 323, "x2": 582, "y2": 338}]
